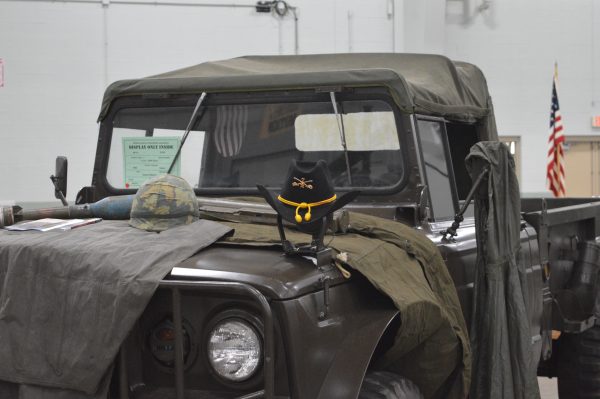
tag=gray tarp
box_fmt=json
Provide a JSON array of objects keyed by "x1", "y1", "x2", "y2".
[
  {"x1": 97, "y1": 53, "x2": 498, "y2": 141},
  {"x1": 0, "y1": 220, "x2": 232, "y2": 398},
  {"x1": 218, "y1": 212, "x2": 471, "y2": 399},
  {"x1": 465, "y1": 142, "x2": 540, "y2": 399}
]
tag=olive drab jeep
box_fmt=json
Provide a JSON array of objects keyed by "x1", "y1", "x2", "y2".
[{"x1": 6, "y1": 54, "x2": 600, "y2": 399}]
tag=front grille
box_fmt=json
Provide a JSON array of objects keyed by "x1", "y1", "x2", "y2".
[{"x1": 117, "y1": 280, "x2": 275, "y2": 399}]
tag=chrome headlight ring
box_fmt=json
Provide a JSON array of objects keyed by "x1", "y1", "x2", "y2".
[{"x1": 204, "y1": 309, "x2": 264, "y2": 387}]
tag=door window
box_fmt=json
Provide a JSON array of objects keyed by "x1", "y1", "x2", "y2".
[{"x1": 416, "y1": 119, "x2": 457, "y2": 220}]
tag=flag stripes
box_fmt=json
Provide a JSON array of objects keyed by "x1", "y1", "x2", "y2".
[
  {"x1": 546, "y1": 66, "x2": 566, "y2": 197},
  {"x1": 214, "y1": 105, "x2": 248, "y2": 158}
]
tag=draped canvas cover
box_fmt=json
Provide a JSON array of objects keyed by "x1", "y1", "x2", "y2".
[
  {"x1": 219, "y1": 212, "x2": 471, "y2": 399},
  {"x1": 466, "y1": 142, "x2": 540, "y2": 399},
  {"x1": 0, "y1": 220, "x2": 232, "y2": 398}
]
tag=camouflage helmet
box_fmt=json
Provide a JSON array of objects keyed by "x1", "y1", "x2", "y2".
[{"x1": 129, "y1": 174, "x2": 199, "y2": 232}]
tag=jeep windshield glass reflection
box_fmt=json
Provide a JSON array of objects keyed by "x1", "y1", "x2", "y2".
[{"x1": 106, "y1": 96, "x2": 404, "y2": 192}]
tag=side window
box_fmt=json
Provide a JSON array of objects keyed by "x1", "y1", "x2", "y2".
[
  {"x1": 446, "y1": 123, "x2": 480, "y2": 218},
  {"x1": 446, "y1": 123, "x2": 479, "y2": 200},
  {"x1": 416, "y1": 119, "x2": 458, "y2": 221}
]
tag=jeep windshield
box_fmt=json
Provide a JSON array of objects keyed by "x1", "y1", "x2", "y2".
[{"x1": 105, "y1": 91, "x2": 406, "y2": 194}]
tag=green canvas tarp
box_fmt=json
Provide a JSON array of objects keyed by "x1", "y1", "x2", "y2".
[
  {"x1": 0, "y1": 205, "x2": 470, "y2": 398},
  {"x1": 0, "y1": 220, "x2": 232, "y2": 399},
  {"x1": 217, "y1": 211, "x2": 471, "y2": 399},
  {"x1": 98, "y1": 53, "x2": 498, "y2": 141},
  {"x1": 466, "y1": 142, "x2": 540, "y2": 399}
]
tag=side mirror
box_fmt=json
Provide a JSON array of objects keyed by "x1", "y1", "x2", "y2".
[{"x1": 51, "y1": 156, "x2": 68, "y2": 206}]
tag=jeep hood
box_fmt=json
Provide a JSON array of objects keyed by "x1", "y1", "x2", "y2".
[{"x1": 170, "y1": 245, "x2": 342, "y2": 300}]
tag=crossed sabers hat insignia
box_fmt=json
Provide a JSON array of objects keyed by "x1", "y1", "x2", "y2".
[{"x1": 292, "y1": 177, "x2": 314, "y2": 190}]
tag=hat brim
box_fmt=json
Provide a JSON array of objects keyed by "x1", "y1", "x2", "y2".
[{"x1": 257, "y1": 185, "x2": 359, "y2": 228}]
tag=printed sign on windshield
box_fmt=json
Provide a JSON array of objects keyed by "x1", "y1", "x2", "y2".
[{"x1": 122, "y1": 137, "x2": 181, "y2": 188}]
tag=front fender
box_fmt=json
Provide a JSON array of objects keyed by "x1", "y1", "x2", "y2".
[
  {"x1": 316, "y1": 308, "x2": 399, "y2": 399},
  {"x1": 275, "y1": 279, "x2": 399, "y2": 399}
]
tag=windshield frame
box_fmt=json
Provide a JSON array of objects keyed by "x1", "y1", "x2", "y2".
[{"x1": 97, "y1": 87, "x2": 410, "y2": 197}]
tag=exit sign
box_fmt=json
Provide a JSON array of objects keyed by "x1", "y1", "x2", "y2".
[{"x1": 594, "y1": 116, "x2": 600, "y2": 128}]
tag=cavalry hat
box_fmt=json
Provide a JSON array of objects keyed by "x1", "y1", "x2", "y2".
[{"x1": 257, "y1": 160, "x2": 358, "y2": 228}]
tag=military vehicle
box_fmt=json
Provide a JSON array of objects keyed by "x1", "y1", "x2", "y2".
[{"x1": 16, "y1": 54, "x2": 600, "y2": 398}]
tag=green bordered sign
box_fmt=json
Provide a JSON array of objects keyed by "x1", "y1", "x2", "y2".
[{"x1": 122, "y1": 137, "x2": 181, "y2": 188}]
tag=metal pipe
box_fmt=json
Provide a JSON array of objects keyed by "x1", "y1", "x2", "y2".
[
  {"x1": 0, "y1": 0, "x2": 256, "y2": 6},
  {"x1": 410, "y1": 115, "x2": 425, "y2": 181},
  {"x1": 168, "y1": 92, "x2": 207, "y2": 174},
  {"x1": 118, "y1": 347, "x2": 129, "y2": 399},
  {"x1": 236, "y1": 391, "x2": 265, "y2": 399},
  {"x1": 278, "y1": 17, "x2": 283, "y2": 55},
  {"x1": 1, "y1": 0, "x2": 299, "y2": 54},
  {"x1": 172, "y1": 288, "x2": 185, "y2": 399},
  {"x1": 330, "y1": 92, "x2": 352, "y2": 185},
  {"x1": 290, "y1": 6, "x2": 299, "y2": 55},
  {"x1": 271, "y1": 2, "x2": 299, "y2": 55},
  {"x1": 442, "y1": 165, "x2": 490, "y2": 241},
  {"x1": 0, "y1": 0, "x2": 97, "y2": 3},
  {"x1": 109, "y1": 0, "x2": 254, "y2": 7},
  {"x1": 390, "y1": 0, "x2": 395, "y2": 52},
  {"x1": 592, "y1": 0, "x2": 599, "y2": 110},
  {"x1": 102, "y1": 0, "x2": 109, "y2": 87},
  {"x1": 347, "y1": 10, "x2": 353, "y2": 52}
]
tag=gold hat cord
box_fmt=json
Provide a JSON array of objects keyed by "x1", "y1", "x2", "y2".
[{"x1": 277, "y1": 194, "x2": 337, "y2": 223}]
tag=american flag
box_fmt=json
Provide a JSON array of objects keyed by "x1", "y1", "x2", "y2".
[
  {"x1": 546, "y1": 64, "x2": 566, "y2": 197},
  {"x1": 214, "y1": 105, "x2": 248, "y2": 158}
]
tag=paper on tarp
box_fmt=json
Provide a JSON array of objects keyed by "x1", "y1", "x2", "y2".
[
  {"x1": 0, "y1": 220, "x2": 232, "y2": 398},
  {"x1": 466, "y1": 141, "x2": 541, "y2": 399},
  {"x1": 219, "y1": 212, "x2": 471, "y2": 399}
]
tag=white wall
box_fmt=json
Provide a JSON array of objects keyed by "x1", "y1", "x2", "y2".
[
  {"x1": 0, "y1": 0, "x2": 398, "y2": 203},
  {"x1": 1, "y1": 0, "x2": 598, "y2": 202},
  {"x1": 0, "y1": 1, "x2": 105, "y2": 203},
  {"x1": 445, "y1": 0, "x2": 600, "y2": 194}
]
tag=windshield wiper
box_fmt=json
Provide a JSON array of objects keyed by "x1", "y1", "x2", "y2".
[
  {"x1": 168, "y1": 92, "x2": 207, "y2": 174},
  {"x1": 329, "y1": 92, "x2": 353, "y2": 185}
]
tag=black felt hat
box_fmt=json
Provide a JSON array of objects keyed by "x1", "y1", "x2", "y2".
[{"x1": 257, "y1": 160, "x2": 359, "y2": 228}]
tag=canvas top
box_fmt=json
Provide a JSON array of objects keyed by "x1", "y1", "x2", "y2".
[{"x1": 98, "y1": 53, "x2": 497, "y2": 140}]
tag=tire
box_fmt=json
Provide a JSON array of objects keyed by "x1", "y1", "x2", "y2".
[
  {"x1": 358, "y1": 371, "x2": 423, "y2": 399},
  {"x1": 557, "y1": 325, "x2": 600, "y2": 398}
]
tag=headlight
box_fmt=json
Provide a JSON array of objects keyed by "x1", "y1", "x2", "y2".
[{"x1": 207, "y1": 318, "x2": 262, "y2": 382}]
